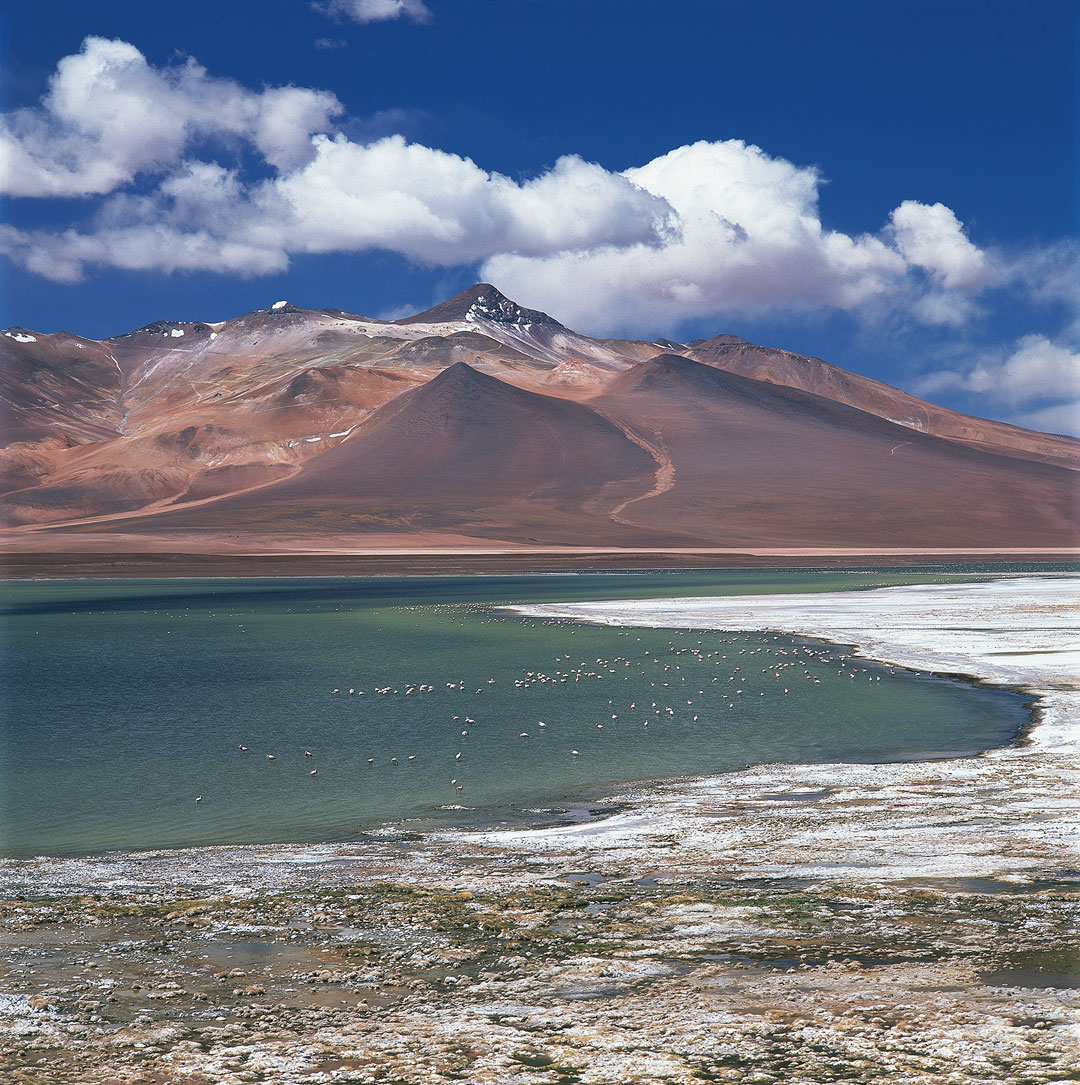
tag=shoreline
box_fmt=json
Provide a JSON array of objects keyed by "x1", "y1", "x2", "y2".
[
  {"x1": 3, "y1": 545, "x2": 1078, "y2": 579},
  {"x1": 489, "y1": 576, "x2": 1079, "y2": 882}
]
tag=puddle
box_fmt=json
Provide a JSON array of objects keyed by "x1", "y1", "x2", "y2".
[
  {"x1": 980, "y1": 968, "x2": 1080, "y2": 989},
  {"x1": 560, "y1": 872, "x2": 611, "y2": 887},
  {"x1": 200, "y1": 940, "x2": 320, "y2": 970},
  {"x1": 760, "y1": 790, "x2": 833, "y2": 802},
  {"x1": 952, "y1": 876, "x2": 1080, "y2": 895},
  {"x1": 980, "y1": 948, "x2": 1080, "y2": 989}
]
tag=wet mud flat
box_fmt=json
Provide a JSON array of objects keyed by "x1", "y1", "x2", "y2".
[{"x1": 1, "y1": 837, "x2": 1078, "y2": 1085}]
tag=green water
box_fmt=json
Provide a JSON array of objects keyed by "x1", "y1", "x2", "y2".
[{"x1": 0, "y1": 568, "x2": 1045, "y2": 857}]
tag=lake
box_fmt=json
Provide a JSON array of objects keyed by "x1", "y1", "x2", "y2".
[{"x1": 0, "y1": 568, "x2": 1037, "y2": 856}]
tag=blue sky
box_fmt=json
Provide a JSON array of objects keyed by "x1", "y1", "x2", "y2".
[{"x1": 2, "y1": 0, "x2": 1078, "y2": 433}]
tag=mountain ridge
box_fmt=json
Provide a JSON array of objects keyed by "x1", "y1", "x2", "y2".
[{"x1": 2, "y1": 284, "x2": 1077, "y2": 549}]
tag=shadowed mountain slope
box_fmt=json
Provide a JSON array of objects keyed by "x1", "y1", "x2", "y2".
[
  {"x1": 591, "y1": 355, "x2": 1080, "y2": 547},
  {"x1": 1, "y1": 330, "x2": 123, "y2": 446},
  {"x1": 136, "y1": 362, "x2": 663, "y2": 543}
]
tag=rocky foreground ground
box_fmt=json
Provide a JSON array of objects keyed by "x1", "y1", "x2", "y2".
[{"x1": 1, "y1": 837, "x2": 1078, "y2": 1085}]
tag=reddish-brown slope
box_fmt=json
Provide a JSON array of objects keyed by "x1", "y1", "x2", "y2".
[
  {"x1": 126, "y1": 362, "x2": 662, "y2": 542},
  {"x1": 592, "y1": 355, "x2": 1080, "y2": 548},
  {"x1": 0, "y1": 359, "x2": 423, "y2": 525},
  {"x1": 0, "y1": 330, "x2": 129, "y2": 514},
  {"x1": 691, "y1": 335, "x2": 1079, "y2": 469},
  {"x1": 0, "y1": 331, "x2": 123, "y2": 446}
]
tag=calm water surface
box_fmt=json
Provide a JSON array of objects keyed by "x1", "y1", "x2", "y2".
[{"x1": 0, "y1": 568, "x2": 1043, "y2": 856}]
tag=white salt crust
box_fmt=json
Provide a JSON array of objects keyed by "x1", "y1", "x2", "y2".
[{"x1": 489, "y1": 576, "x2": 1080, "y2": 882}]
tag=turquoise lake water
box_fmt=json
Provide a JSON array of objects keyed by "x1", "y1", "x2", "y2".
[{"x1": 0, "y1": 568, "x2": 1044, "y2": 857}]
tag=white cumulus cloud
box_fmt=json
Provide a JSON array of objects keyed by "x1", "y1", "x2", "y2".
[
  {"x1": 0, "y1": 37, "x2": 1034, "y2": 345},
  {"x1": 887, "y1": 200, "x2": 999, "y2": 291},
  {"x1": 0, "y1": 136, "x2": 672, "y2": 282},
  {"x1": 267, "y1": 135, "x2": 672, "y2": 263},
  {"x1": 916, "y1": 334, "x2": 1080, "y2": 404},
  {"x1": 913, "y1": 334, "x2": 1080, "y2": 436},
  {"x1": 313, "y1": 0, "x2": 432, "y2": 25},
  {"x1": 1012, "y1": 400, "x2": 1080, "y2": 437},
  {"x1": 0, "y1": 36, "x2": 342, "y2": 197},
  {"x1": 482, "y1": 140, "x2": 919, "y2": 334}
]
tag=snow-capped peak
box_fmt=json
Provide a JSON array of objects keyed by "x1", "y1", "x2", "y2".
[
  {"x1": 462, "y1": 285, "x2": 561, "y2": 330},
  {"x1": 395, "y1": 283, "x2": 563, "y2": 330}
]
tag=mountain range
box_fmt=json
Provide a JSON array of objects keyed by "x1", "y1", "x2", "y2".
[{"x1": 2, "y1": 283, "x2": 1077, "y2": 552}]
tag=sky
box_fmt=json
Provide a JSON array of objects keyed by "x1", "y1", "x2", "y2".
[{"x1": 1, "y1": 0, "x2": 1078, "y2": 435}]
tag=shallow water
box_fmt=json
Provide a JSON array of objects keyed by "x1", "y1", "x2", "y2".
[{"x1": 0, "y1": 569, "x2": 1041, "y2": 856}]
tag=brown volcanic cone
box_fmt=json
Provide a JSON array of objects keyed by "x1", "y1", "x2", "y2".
[
  {"x1": 140, "y1": 362, "x2": 661, "y2": 542},
  {"x1": 592, "y1": 355, "x2": 1080, "y2": 548}
]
